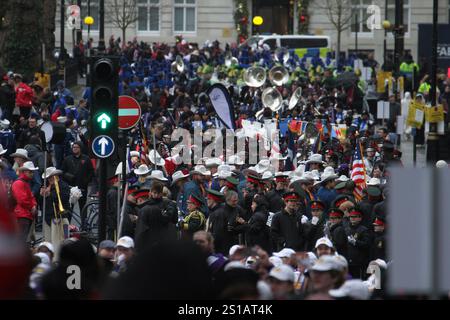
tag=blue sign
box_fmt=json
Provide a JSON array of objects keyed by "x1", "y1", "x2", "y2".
[{"x1": 92, "y1": 135, "x2": 115, "y2": 158}]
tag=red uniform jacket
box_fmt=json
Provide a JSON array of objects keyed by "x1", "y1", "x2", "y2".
[
  {"x1": 15, "y1": 83, "x2": 34, "y2": 108},
  {"x1": 11, "y1": 173, "x2": 37, "y2": 221}
]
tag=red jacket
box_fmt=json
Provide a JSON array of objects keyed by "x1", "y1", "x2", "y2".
[
  {"x1": 15, "y1": 83, "x2": 34, "y2": 108},
  {"x1": 11, "y1": 173, "x2": 37, "y2": 221}
]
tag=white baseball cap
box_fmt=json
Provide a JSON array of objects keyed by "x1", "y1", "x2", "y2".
[
  {"x1": 315, "y1": 237, "x2": 334, "y2": 249},
  {"x1": 311, "y1": 255, "x2": 340, "y2": 272},
  {"x1": 268, "y1": 264, "x2": 296, "y2": 282},
  {"x1": 38, "y1": 241, "x2": 54, "y2": 254},
  {"x1": 329, "y1": 279, "x2": 371, "y2": 300},
  {"x1": 228, "y1": 244, "x2": 244, "y2": 257},
  {"x1": 268, "y1": 256, "x2": 283, "y2": 268},
  {"x1": 116, "y1": 236, "x2": 134, "y2": 249},
  {"x1": 273, "y1": 248, "x2": 296, "y2": 258}
]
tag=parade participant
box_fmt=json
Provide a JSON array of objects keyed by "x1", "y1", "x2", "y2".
[
  {"x1": 135, "y1": 182, "x2": 178, "y2": 250},
  {"x1": 182, "y1": 165, "x2": 209, "y2": 215},
  {"x1": 271, "y1": 192, "x2": 305, "y2": 251},
  {"x1": 370, "y1": 217, "x2": 386, "y2": 261},
  {"x1": 317, "y1": 167, "x2": 338, "y2": 211},
  {"x1": 40, "y1": 167, "x2": 70, "y2": 251},
  {"x1": 303, "y1": 200, "x2": 327, "y2": 251},
  {"x1": 17, "y1": 115, "x2": 46, "y2": 150},
  {"x1": 133, "y1": 164, "x2": 152, "y2": 188},
  {"x1": 265, "y1": 172, "x2": 288, "y2": 214},
  {"x1": 359, "y1": 186, "x2": 383, "y2": 227},
  {"x1": 205, "y1": 188, "x2": 225, "y2": 234},
  {"x1": 344, "y1": 208, "x2": 370, "y2": 279},
  {"x1": 170, "y1": 170, "x2": 190, "y2": 215},
  {"x1": 11, "y1": 161, "x2": 38, "y2": 242},
  {"x1": 180, "y1": 194, "x2": 207, "y2": 238},
  {"x1": 305, "y1": 154, "x2": 325, "y2": 172},
  {"x1": 0, "y1": 119, "x2": 16, "y2": 158},
  {"x1": 326, "y1": 208, "x2": 348, "y2": 256},
  {"x1": 243, "y1": 194, "x2": 271, "y2": 252},
  {"x1": 61, "y1": 141, "x2": 95, "y2": 229},
  {"x1": 0, "y1": 75, "x2": 15, "y2": 121},
  {"x1": 364, "y1": 147, "x2": 379, "y2": 176}
]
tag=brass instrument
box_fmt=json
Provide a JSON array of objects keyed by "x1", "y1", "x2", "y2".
[{"x1": 53, "y1": 175, "x2": 65, "y2": 215}]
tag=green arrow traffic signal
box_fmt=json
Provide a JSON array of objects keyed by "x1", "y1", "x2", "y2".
[{"x1": 97, "y1": 113, "x2": 111, "y2": 129}]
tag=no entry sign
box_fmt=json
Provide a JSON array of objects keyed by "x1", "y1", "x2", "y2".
[{"x1": 118, "y1": 95, "x2": 141, "y2": 130}]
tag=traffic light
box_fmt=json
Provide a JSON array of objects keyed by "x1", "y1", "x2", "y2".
[{"x1": 89, "y1": 55, "x2": 119, "y2": 151}]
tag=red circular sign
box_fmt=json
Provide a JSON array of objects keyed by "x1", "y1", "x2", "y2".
[{"x1": 118, "y1": 95, "x2": 141, "y2": 130}]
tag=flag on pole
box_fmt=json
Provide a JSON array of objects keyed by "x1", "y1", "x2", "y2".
[
  {"x1": 284, "y1": 129, "x2": 297, "y2": 171},
  {"x1": 351, "y1": 140, "x2": 367, "y2": 201}
]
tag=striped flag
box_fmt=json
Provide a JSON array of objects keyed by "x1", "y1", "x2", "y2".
[{"x1": 351, "y1": 140, "x2": 367, "y2": 201}]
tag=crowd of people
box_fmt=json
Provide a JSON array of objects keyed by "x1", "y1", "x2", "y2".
[{"x1": 0, "y1": 35, "x2": 449, "y2": 300}]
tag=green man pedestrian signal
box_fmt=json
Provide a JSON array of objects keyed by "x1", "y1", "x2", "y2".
[{"x1": 90, "y1": 55, "x2": 119, "y2": 152}]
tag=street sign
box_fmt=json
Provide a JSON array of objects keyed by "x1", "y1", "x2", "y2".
[
  {"x1": 118, "y1": 95, "x2": 141, "y2": 130},
  {"x1": 96, "y1": 113, "x2": 111, "y2": 129},
  {"x1": 92, "y1": 135, "x2": 115, "y2": 158}
]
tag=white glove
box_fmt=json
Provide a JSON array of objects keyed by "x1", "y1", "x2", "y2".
[
  {"x1": 69, "y1": 187, "x2": 83, "y2": 205},
  {"x1": 347, "y1": 235, "x2": 356, "y2": 245},
  {"x1": 311, "y1": 216, "x2": 319, "y2": 225},
  {"x1": 301, "y1": 215, "x2": 309, "y2": 224}
]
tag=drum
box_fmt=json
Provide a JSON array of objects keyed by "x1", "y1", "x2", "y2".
[{"x1": 41, "y1": 121, "x2": 66, "y2": 144}]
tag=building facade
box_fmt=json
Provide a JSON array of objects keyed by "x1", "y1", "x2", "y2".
[{"x1": 55, "y1": 0, "x2": 449, "y2": 64}]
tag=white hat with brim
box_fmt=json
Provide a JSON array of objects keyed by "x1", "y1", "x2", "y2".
[
  {"x1": 148, "y1": 170, "x2": 168, "y2": 181},
  {"x1": 269, "y1": 153, "x2": 287, "y2": 161},
  {"x1": 42, "y1": 167, "x2": 63, "y2": 179},
  {"x1": 0, "y1": 119, "x2": 10, "y2": 128},
  {"x1": 18, "y1": 161, "x2": 38, "y2": 171},
  {"x1": 216, "y1": 170, "x2": 232, "y2": 179},
  {"x1": 171, "y1": 170, "x2": 190, "y2": 185},
  {"x1": 0, "y1": 145, "x2": 7, "y2": 156},
  {"x1": 268, "y1": 265, "x2": 296, "y2": 283},
  {"x1": 273, "y1": 248, "x2": 296, "y2": 258},
  {"x1": 191, "y1": 165, "x2": 211, "y2": 176},
  {"x1": 148, "y1": 150, "x2": 165, "y2": 166},
  {"x1": 311, "y1": 255, "x2": 340, "y2": 272},
  {"x1": 306, "y1": 154, "x2": 326, "y2": 165},
  {"x1": 205, "y1": 157, "x2": 223, "y2": 167},
  {"x1": 329, "y1": 280, "x2": 370, "y2": 300},
  {"x1": 134, "y1": 164, "x2": 151, "y2": 176},
  {"x1": 321, "y1": 167, "x2": 338, "y2": 184},
  {"x1": 130, "y1": 151, "x2": 140, "y2": 158},
  {"x1": 337, "y1": 175, "x2": 350, "y2": 182},
  {"x1": 10, "y1": 148, "x2": 30, "y2": 160},
  {"x1": 315, "y1": 237, "x2": 334, "y2": 249},
  {"x1": 37, "y1": 241, "x2": 54, "y2": 254},
  {"x1": 116, "y1": 236, "x2": 135, "y2": 249},
  {"x1": 367, "y1": 177, "x2": 381, "y2": 186}
]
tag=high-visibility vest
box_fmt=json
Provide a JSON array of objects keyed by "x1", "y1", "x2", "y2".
[
  {"x1": 400, "y1": 62, "x2": 419, "y2": 74},
  {"x1": 418, "y1": 82, "x2": 431, "y2": 94}
]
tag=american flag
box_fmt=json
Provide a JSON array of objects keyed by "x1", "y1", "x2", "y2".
[{"x1": 351, "y1": 140, "x2": 367, "y2": 201}]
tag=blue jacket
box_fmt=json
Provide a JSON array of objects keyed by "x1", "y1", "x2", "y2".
[
  {"x1": 182, "y1": 180, "x2": 208, "y2": 216},
  {"x1": 317, "y1": 187, "x2": 338, "y2": 211}
]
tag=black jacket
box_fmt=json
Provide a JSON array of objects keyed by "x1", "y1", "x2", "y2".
[
  {"x1": 358, "y1": 199, "x2": 381, "y2": 228},
  {"x1": 0, "y1": 83, "x2": 15, "y2": 111},
  {"x1": 244, "y1": 207, "x2": 271, "y2": 253},
  {"x1": 135, "y1": 197, "x2": 178, "y2": 251},
  {"x1": 61, "y1": 154, "x2": 95, "y2": 189},
  {"x1": 271, "y1": 209, "x2": 305, "y2": 251},
  {"x1": 303, "y1": 217, "x2": 326, "y2": 251},
  {"x1": 18, "y1": 127, "x2": 47, "y2": 150},
  {"x1": 344, "y1": 223, "x2": 371, "y2": 267},
  {"x1": 370, "y1": 231, "x2": 386, "y2": 262},
  {"x1": 329, "y1": 222, "x2": 348, "y2": 257},
  {"x1": 207, "y1": 203, "x2": 246, "y2": 255}
]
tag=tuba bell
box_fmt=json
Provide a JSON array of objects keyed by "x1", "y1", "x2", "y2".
[
  {"x1": 288, "y1": 87, "x2": 303, "y2": 110},
  {"x1": 243, "y1": 66, "x2": 267, "y2": 88},
  {"x1": 262, "y1": 87, "x2": 283, "y2": 112},
  {"x1": 274, "y1": 47, "x2": 290, "y2": 65},
  {"x1": 268, "y1": 65, "x2": 289, "y2": 87}
]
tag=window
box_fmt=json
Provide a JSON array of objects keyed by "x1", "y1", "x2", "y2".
[
  {"x1": 280, "y1": 38, "x2": 329, "y2": 49},
  {"x1": 386, "y1": 0, "x2": 410, "y2": 35},
  {"x1": 174, "y1": 0, "x2": 196, "y2": 32},
  {"x1": 138, "y1": 0, "x2": 160, "y2": 32},
  {"x1": 80, "y1": 0, "x2": 99, "y2": 31},
  {"x1": 351, "y1": 0, "x2": 373, "y2": 35}
]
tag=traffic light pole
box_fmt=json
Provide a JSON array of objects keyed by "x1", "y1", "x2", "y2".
[
  {"x1": 98, "y1": 158, "x2": 107, "y2": 243},
  {"x1": 98, "y1": 0, "x2": 105, "y2": 53}
]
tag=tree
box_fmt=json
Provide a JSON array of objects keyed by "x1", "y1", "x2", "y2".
[
  {"x1": 314, "y1": 0, "x2": 354, "y2": 70},
  {"x1": 109, "y1": 0, "x2": 138, "y2": 45}
]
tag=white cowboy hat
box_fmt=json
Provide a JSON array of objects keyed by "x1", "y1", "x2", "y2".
[
  {"x1": 255, "y1": 159, "x2": 271, "y2": 174},
  {"x1": 130, "y1": 151, "x2": 140, "y2": 158},
  {"x1": 171, "y1": 170, "x2": 190, "y2": 185},
  {"x1": 261, "y1": 171, "x2": 273, "y2": 181},
  {"x1": 216, "y1": 169, "x2": 232, "y2": 179},
  {"x1": 366, "y1": 177, "x2": 381, "y2": 186},
  {"x1": 205, "y1": 157, "x2": 222, "y2": 167},
  {"x1": 191, "y1": 165, "x2": 211, "y2": 176},
  {"x1": 337, "y1": 175, "x2": 350, "y2": 183},
  {"x1": 18, "y1": 161, "x2": 39, "y2": 171},
  {"x1": 298, "y1": 171, "x2": 316, "y2": 183},
  {"x1": 148, "y1": 149, "x2": 165, "y2": 166},
  {"x1": 227, "y1": 154, "x2": 244, "y2": 165},
  {"x1": 0, "y1": 119, "x2": 10, "y2": 128},
  {"x1": 306, "y1": 154, "x2": 326, "y2": 165},
  {"x1": 42, "y1": 167, "x2": 63, "y2": 179},
  {"x1": 134, "y1": 164, "x2": 150, "y2": 176},
  {"x1": 10, "y1": 148, "x2": 30, "y2": 160},
  {"x1": 321, "y1": 167, "x2": 338, "y2": 184},
  {"x1": 148, "y1": 169, "x2": 168, "y2": 181},
  {"x1": 0, "y1": 144, "x2": 7, "y2": 156},
  {"x1": 57, "y1": 116, "x2": 67, "y2": 123}
]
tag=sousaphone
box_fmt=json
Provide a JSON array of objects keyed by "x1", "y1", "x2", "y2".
[
  {"x1": 262, "y1": 87, "x2": 283, "y2": 112},
  {"x1": 288, "y1": 87, "x2": 303, "y2": 110},
  {"x1": 243, "y1": 66, "x2": 267, "y2": 88},
  {"x1": 268, "y1": 65, "x2": 289, "y2": 87},
  {"x1": 171, "y1": 55, "x2": 184, "y2": 73}
]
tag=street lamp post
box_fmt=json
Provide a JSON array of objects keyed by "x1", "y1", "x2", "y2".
[
  {"x1": 84, "y1": 16, "x2": 94, "y2": 85},
  {"x1": 383, "y1": 0, "x2": 388, "y2": 66},
  {"x1": 98, "y1": 0, "x2": 105, "y2": 53},
  {"x1": 59, "y1": 0, "x2": 67, "y2": 82}
]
